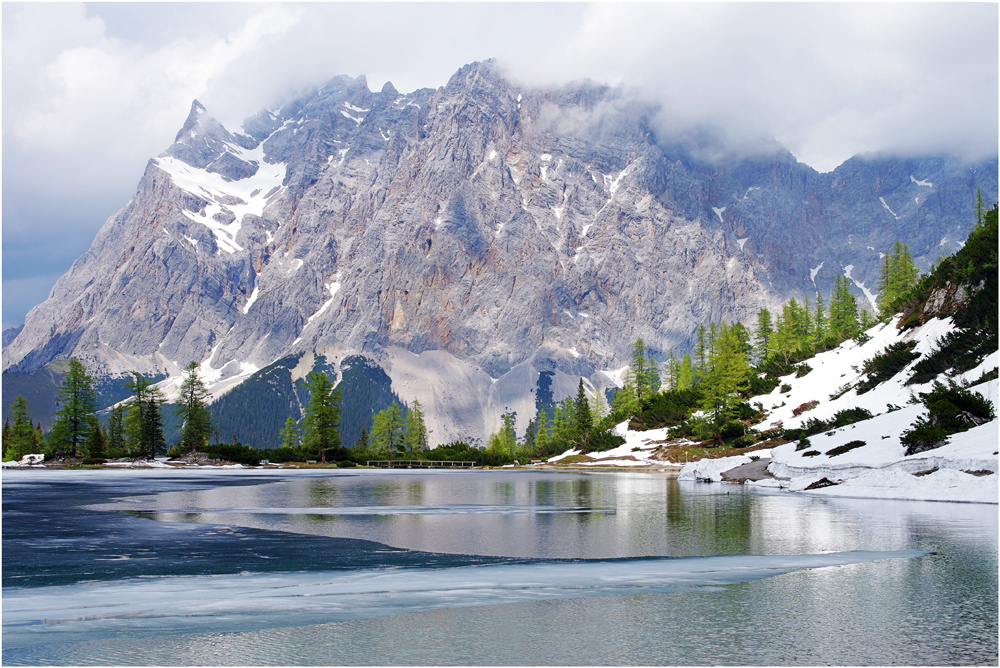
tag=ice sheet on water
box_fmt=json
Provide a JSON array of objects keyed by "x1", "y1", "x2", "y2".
[
  {"x1": 151, "y1": 503, "x2": 615, "y2": 517},
  {"x1": 3, "y1": 549, "x2": 926, "y2": 648}
]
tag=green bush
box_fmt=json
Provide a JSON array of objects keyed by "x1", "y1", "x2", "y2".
[
  {"x1": 795, "y1": 364, "x2": 813, "y2": 378},
  {"x1": 829, "y1": 407, "x2": 874, "y2": 428},
  {"x1": 901, "y1": 381, "x2": 995, "y2": 455},
  {"x1": 826, "y1": 440, "x2": 867, "y2": 457},
  {"x1": 795, "y1": 438, "x2": 812, "y2": 452},
  {"x1": 856, "y1": 341, "x2": 919, "y2": 394}
]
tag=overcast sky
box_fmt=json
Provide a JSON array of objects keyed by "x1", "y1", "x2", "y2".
[{"x1": 3, "y1": 2, "x2": 997, "y2": 330}]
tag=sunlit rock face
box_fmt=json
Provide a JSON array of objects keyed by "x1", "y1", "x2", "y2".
[{"x1": 4, "y1": 60, "x2": 995, "y2": 440}]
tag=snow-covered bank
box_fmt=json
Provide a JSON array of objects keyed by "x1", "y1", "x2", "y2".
[
  {"x1": 748, "y1": 317, "x2": 999, "y2": 504},
  {"x1": 546, "y1": 422, "x2": 686, "y2": 468}
]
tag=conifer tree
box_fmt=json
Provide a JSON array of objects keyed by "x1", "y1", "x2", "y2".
[
  {"x1": 404, "y1": 399, "x2": 429, "y2": 451},
  {"x1": 574, "y1": 379, "x2": 593, "y2": 438},
  {"x1": 301, "y1": 372, "x2": 341, "y2": 462},
  {"x1": 813, "y1": 292, "x2": 828, "y2": 346},
  {"x1": 177, "y1": 361, "x2": 212, "y2": 452},
  {"x1": 85, "y1": 416, "x2": 105, "y2": 459},
  {"x1": 754, "y1": 308, "x2": 774, "y2": 364},
  {"x1": 124, "y1": 372, "x2": 166, "y2": 458},
  {"x1": 279, "y1": 415, "x2": 300, "y2": 450},
  {"x1": 589, "y1": 388, "x2": 610, "y2": 422},
  {"x1": 355, "y1": 427, "x2": 369, "y2": 453},
  {"x1": 698, "y1": 323, "x2": 750, "y2": 445},
  {"x1": 3, "y1": 395, "x2": 38, "y2": 461},
  {"x1": 371, "y1": 401, "x2": 405, "y2": 454},
  {"x1": 678, "y1": 354, "x2": 694, "y2": 390},
  {"x1": 665, "y1": 350, "x2": 679, "y2": 390},
  {"x1": 877, "y1": 242, "x2": 920, "y2": 319},
  {"x1": 535, "y1": 409, "x2": 550, "y2": 450},
  {"x1": 49, "y1": 358, "x2": 97, "y2": 457},
  {"x1": 106, "y1": 404, "x2": 126, "y2": 455}
]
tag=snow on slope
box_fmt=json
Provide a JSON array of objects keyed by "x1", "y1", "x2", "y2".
[
  {"x1": 750, "y1": 317, "x2": 998, "y2": 503},
  {"x1": 155, "y1": 142, "x2": 287, "y2": 254}
]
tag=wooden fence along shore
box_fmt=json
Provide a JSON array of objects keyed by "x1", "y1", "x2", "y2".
[{"x1": 366, "y1": 460, "x2": 477, "y2": 469}]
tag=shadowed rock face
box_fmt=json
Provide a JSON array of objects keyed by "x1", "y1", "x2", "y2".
[{"x1": 3, "y1": 61, "x2": 996, "y2": 439}]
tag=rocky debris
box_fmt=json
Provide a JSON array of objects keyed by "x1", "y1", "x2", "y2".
[{"x1": 803, "y1": 477, "x2": 843, "y2": 490}]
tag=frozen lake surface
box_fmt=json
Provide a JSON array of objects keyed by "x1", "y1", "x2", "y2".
[{"x1": 3, "y1": 468, "x2": 997, "y2": 665}]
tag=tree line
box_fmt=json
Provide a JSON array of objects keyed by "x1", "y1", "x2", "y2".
[{"x1": 0, "y1": 234, "x2": 932, "y2": 465}]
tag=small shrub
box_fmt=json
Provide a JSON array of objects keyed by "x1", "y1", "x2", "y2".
[
  {"x1": 856, "y1": 341, "x2": 919, "y2": 394},
  {"x1": 792, "y1": 400, "x2": 820, "y2": 417},
  {"x1": 732, "y1": 435, "x2": 756, "y2": 449},
  {"x1": 826, "y1": 440, "x2": 866, "y2": 457},
  {"x1": 829, "y1": 407, "x2": 873, "y2": 428},
  {"x1": 748, "y1": 455, "x2": 760, "y2": 462},
  {"x1": 780, "y1": 384, "x2": 792, "y2": 394},
  {"x1": 963, "y1": 470, "x2": 994, "y2": 477},
  {"x1": 901, "y1": 381, "x2": 996, "y2": 455},
  {"x1": 795, "y1": 438, "x2": 811, "y2": 451},
  {"x1": 829, "y1": 383, "x2": 854, "y2": 401},
  {"x1": 720, "y1": 421, "x2": 744, "y2": 440},
  {"x1": 795, "y1": 364, "x2": 813, "y2": 378},
  {"x1": 336, "y1": 460, "x2": 357, "y2": 468},
  {"x1": 801, "y1": 417, "x2": 829, "y2": 436},
  {"x1": 802, "y1": 450, "x2": 820, "y2": 457}
]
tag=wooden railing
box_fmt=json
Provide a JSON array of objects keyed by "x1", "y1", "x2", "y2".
[{"x1": 366, "y1": 460, "x2": 476, "y2": 469}]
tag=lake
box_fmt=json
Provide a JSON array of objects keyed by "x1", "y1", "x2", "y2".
[{"x1": 2, "y1": 468, "x2": 996, "y2": 665}]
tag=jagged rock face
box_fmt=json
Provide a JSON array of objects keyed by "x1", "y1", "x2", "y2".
[{"x1": 4, "y1": 61, "x2": 996, "y2": 440}]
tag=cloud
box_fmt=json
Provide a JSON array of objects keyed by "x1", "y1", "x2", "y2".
[{"x1": 2, "y1": 2, "x2": 996, "y2": 328}]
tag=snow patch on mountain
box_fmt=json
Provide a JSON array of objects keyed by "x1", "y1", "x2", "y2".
[
  {"x1": 155, "y1": 142, "x2": 286, "y2": 254},
  {"x1": 910, "y1": 175, "x2": 933, "y2": 187}
]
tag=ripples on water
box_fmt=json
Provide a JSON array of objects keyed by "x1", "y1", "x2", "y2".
[{"x1": 2, "y1": 469, "x2": 996, "y2": 665}]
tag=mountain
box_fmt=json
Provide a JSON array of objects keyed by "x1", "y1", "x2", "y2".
[{"x1": 3, "y1": 60, "x2": 997, "y2": 444}]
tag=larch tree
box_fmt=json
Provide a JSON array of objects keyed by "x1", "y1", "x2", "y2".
[
  {"x1": 177, "y1": 361, "x2": 212, "y2": 452},
  {"x1": 301, "y1": 372, "x2": 342, "y2": 463},
  {"x1": 49, "y1": 358, "x2": 97, "y2": 458},
  {"x1": 124, "y1": 372, "x2": 166, "y2": 458}
]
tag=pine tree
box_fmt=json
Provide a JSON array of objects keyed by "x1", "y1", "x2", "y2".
[
  {"x1": 371, "y1": 401, "x2": 405, "y2": 454},
  {"x1": 698, "y1": 323, "x2": 751, "y2": 445},
  {"x1": 106, "y1": 404, "x2": 126, "y2": 456},
  {"x1": 975, "y1": 187, "x2": 986, "y2": 228},
  {"x1": 829, "y1": 274, "x2": 860, "y2": 341},
  {"x1": 177, "y1": 361, "x2": 212, "y2": 452},
  {"x1": 644, "y1": 354, "x2": 661, "y2": 396},
  {"x1": 574, "y1": 378, "x2": 593, "y2": 438},
  {"x1": 589, "y1": 388, "x2": 610, "y2": 422},
  {"x1": 85, "y1": 416, "x2": 105, "y2": 459},
  {"x1": 279, "y1": 415, "x2": 300, "y2": 450},
  {"x1": 665, "y1": 350, "x2": 679, "y2": 391},
  {"x1": 124, "y1": 372, "x2": 166, "y2": 458},
  {"x1": 354, "y1": 427, "x2": 369, "y2": 453},
  {"x1": 678, "y1": 354, "x2": 694, "y2": 391},
  {"x1": 3, "y1": 395, "x2": 38, "y2": 461},
  {"x1": 754, "y1": 308, "x2": 774, "y2": 364},
  {"x1": 813, "y1": 292, "x2": 828, "y2": 346},
  {"x1": 404, "y1": 399, "x2": 428, "y2": 451},
  {"x1": 877, "y1": 242, "x2": 920, "y2": 319},
  {"x1": 535, "y1": 409, "x2": 550, "y2": 450},
  {"x1": 49, "y1": 358, "x2": 97, "y2": 457},
  {"x1": 301, "y1": 372, "x2": 341, "y2": 462}
]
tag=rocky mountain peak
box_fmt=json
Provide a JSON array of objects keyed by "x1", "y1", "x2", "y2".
[{"x1": 3, "y1": 61, "x2": 996, "y2": 444}]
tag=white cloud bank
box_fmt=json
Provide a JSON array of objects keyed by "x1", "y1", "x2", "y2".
[{"x1": 2, "y1": 2, "x2": 997, "y2": 328}]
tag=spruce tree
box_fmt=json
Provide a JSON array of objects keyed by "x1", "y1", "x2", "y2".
[
  {"x1": 50, "y1": 358, "x2": 97, "y2": 457},
  {"x1": 877, "y1": 242, "x2": 920, "y2": 319},
  {"x1": 678, "y1": 354, "x2": 694, "y2": 390},
  {"x1": 279, "y1": 415, "x2": 300, "y2": 450},
  {"x1": 575, "y1": 378, "x2": 593, "y2": 438},
  {"x1": 85, "y1": 416, "x2": 105, "y2": 459},
  {"x1": 177, "y1": 361, "x2": 212, "y2": 452},
  {"x1": 301, "y1": 372, "x2": 341, "y2": 462},
  {"x1": 106, "y1": 405, "x2": 126, "y2": 456},
  {"x1": 354, "y1": 427, "x2": 369, "y2": 453},
  {"x1": 3, "y1": 395, "x2": 38, "y2": 461},
  {"x1": 754, "y1": 308, "x2": 774, "y2": 364},
  {"x1": 124, "y1": 372, "x2": 166, "y2": 458}
]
